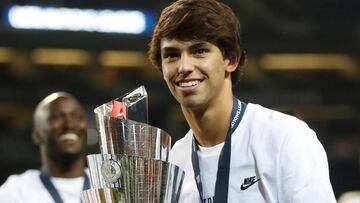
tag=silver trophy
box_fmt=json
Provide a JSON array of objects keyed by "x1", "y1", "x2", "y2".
[{"x1": 82, "y1": 86, "x2": 184, "y2": 203}]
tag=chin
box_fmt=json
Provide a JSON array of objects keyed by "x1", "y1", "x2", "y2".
[
  {"x1": 48, "y1": 150, "x2": 83, "y2": 165},
  {"x1": 180, "y1": 99, "x2": 206, "y2": 110},
  {"x1": 49, "y1": 145, "x2": 86, "y2": 163},
  {"x1": 177, "y1": 92, "x2": 205, "y2": 106}
]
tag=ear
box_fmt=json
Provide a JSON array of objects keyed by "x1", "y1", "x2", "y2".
[
  {"x1": 32, "y1": 131, "x2": 43, "y2": 145},
  {"x1": 225, "y1": 56, "x2": 240, "y2": 73}
]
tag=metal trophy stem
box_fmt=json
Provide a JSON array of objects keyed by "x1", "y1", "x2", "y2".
[
  {"x1": 82, "y1": 188, "x2": 126, "y2": 203},
  {"x1": 82, "y1": 86, "x2": 184, "y2": 203}
]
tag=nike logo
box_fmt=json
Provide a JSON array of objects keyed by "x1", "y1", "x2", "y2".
[{"x1": 240, "y1": 176, "x2": 260, "y2": 190}]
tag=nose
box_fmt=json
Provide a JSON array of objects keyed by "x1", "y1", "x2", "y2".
[
  {"x1": 63, "y1": 114, "x2": 76, "y2": 130},
  {"x1": 178, "y1": 53, "x2": 194, "y2": 74}
]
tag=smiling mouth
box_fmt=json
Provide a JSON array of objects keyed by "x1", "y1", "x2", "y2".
[
  {"x1": 59, "y1": 133, "x2": 79, "y2": 142},
  {"x1": 176, "y1": 80, "x2": 201, "y2": 87}
]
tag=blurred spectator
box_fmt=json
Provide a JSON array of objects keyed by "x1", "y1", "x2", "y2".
[{"x1": 0, "y1": 92, "x2": 89, "y2": 203}]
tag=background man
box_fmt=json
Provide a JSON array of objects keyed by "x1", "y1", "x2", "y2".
[{"x1": 0, "y1": 92, "x2": 89, "y2": 203}]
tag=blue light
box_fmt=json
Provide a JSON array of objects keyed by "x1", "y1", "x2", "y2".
[{"x1": 4, "y1": 5, "x2": 155, "y2": 35}]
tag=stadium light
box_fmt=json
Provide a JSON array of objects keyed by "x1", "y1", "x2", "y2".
[{"x1": 5, "y1": 5, "x2": 154, "y2": 34}]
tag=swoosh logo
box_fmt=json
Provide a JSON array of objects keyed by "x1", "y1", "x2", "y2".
[{"x1": 240, "y1": 176, "x2": 260, "y2": 191}]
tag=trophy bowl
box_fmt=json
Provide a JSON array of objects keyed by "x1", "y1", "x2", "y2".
[{"x1": 94, "y1": 113, "x2": 171, "y2": 162}]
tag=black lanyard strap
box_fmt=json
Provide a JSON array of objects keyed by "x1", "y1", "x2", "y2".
[
  {"x1": 40, "y1": 170, "x2": 90, "y2": 203},
  {"x1": 191, "y1": 97, "x2": 247, "y2": 203}
]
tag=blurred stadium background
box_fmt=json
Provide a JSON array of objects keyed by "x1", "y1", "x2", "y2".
[{"x1": 0, "y1": 0, "x2": 358, "y2": 198}]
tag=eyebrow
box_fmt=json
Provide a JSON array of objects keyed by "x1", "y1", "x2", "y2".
[
  {"x1": 161, "y1": 42, "x2": 208, "y2": 53},
  {"x1": 162, "y1": 47, "x2": 179, "y2": 53},
  {"x1": 188, "y1": 42, "x2": 208, "y2": 50}
]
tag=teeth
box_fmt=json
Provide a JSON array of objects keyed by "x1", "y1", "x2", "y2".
[
  {"x1": 179, "y1": 80, "x2": 200, "y2": 87},
  {"x1": 59, "y1": 133, "x2": 79, "y2": 141}
]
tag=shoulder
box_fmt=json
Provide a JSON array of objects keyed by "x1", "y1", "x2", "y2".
[
  {"x1": 246, "y1": 103, "x2": 309, "y2": 129},
  {"x1": 0, "y1": 169, "x2": 41, "y2": 200},
  {"x1": 0, "y1": 169, "x2": 40, "y2": 186},
  {"x1": 243, "y1": 103, "x2": 314, "y2": 140},
  {"x1": 239, "y1": 103, "x2": 320, "y2": 163},
  {"x1": 169, "y1": 129, "x2": 193, "y2": 168},
  {"x1": 244, "y1": 103, "x2": 325, "y2": 161}
]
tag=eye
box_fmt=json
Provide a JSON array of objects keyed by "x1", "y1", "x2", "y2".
[
  {"x1": 162, "y1": 52, "x2": 180, "y2": 62},
  {"x1": 163, "y1": 53, "x2": 177, "y2": 59},
  {"x1": 49, "y1": 112, "x2": 62, "y2": 121},
  {"x1": 193, "y1": 48, "x2": 209, "y2": 56},
  {"x1": 72, "y1": 111, "x2": 86, "y2": 121}
]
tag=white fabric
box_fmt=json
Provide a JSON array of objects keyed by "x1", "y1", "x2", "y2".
[
  {"x1": 0, "y1": 169, "x2": 88, "y2": 203},
  {"x1": 197, "y1": 143, "x2": 224, "y2": 199},
  {"x1": 169, "y1": 103, "x2": 337, "y2": 203}
]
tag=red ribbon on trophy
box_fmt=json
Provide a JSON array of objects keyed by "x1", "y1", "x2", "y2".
[{"x1": 110, "y1": 100, "x2": 127, "y2": 119}]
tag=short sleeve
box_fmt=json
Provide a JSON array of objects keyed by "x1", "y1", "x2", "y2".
[{"x1": 278, "y1": 126, "x2": 336, "y2": 203}]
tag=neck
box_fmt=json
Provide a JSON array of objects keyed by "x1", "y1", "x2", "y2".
[
  {"x1": 42, "y1": 155, "x2": 85, "y2": 178},
  {"x1": 182, "y1": 89, "x2": 234, "y2": 147}
]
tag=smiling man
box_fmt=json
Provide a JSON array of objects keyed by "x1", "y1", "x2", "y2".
[
  {"x1": 0, "y1": 92, "x2": 89, "y2": 203},
  {"x1": 148, "y1": 0, "x2": 336, "y2": 202}
]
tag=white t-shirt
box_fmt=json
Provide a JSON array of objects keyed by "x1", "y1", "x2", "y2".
[
  {"x1": 0, "y1": 169, "x2": 88, "y2": 203},
  {"x1": 197, "y1": 143, "x2": 224, "y2": 200},
  {"x1": 169, "y1": 103, "x2": 337, "y2": 203}
]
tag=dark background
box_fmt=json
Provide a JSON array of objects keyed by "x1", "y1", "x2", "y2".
[{"x1": 0, "y1": 0, "x2": 359, "y2": 199}]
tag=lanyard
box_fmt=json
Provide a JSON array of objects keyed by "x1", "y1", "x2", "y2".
[
  {"x1": 39, "y1": 171, "x2": 90, "y2": 203},
  {"x1": 191, "y1": 97, "x2": 246, "y2": 203}
]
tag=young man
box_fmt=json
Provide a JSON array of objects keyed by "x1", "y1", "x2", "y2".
[
  {"x1": 148, "y1": 0, "x2": 336, "y2": 202},
  {"x1": 0, "y1": 92, "x2": 89, "y2": 203}
]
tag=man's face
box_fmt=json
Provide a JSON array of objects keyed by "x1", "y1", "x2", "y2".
[
  {"x1": 37, "y1": 97, "x2": 87, "y2": 161},
  {"x1": 160, "y1": 38, "x2": 236, "y2": 110}
]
